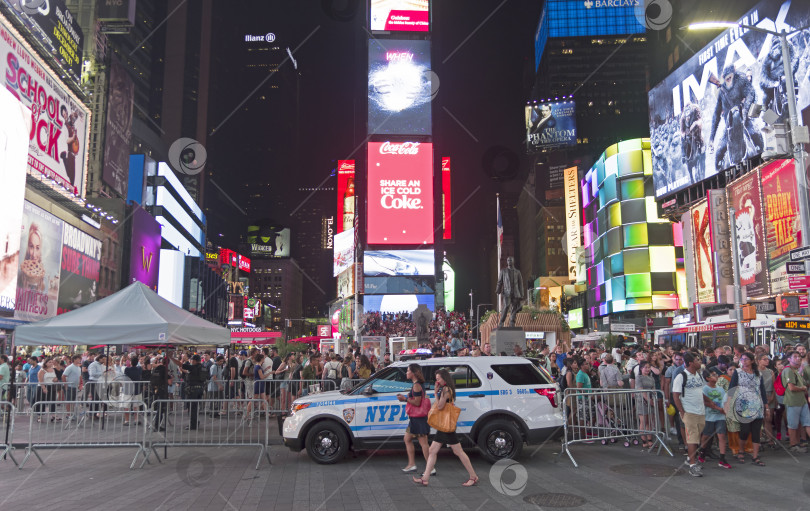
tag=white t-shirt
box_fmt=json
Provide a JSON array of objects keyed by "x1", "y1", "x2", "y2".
[{"x1": 672, "y1": 369, "x2": 706, "y2": 415}]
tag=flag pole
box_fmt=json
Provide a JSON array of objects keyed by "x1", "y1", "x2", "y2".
[{"x1": 496, "y1": 194, "x2": 502, "y2": 317}]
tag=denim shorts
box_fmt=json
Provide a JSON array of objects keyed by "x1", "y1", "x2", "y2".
[
  {"x1": 787, "y1": 403, "x2": 810, "y2": 430},
  {"x1": 702, "y1": 419, "x2": 727, "y2": 436}
]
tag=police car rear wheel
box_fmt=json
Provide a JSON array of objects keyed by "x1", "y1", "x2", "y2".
[
  {"x1": 477, "y1": 419, "x2": 522, "y2": 463},
  {"x1": 306, "y1": 421, "x2": 349, "y2": 464}
]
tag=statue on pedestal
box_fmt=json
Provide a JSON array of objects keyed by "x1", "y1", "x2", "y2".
[{"x1": 496, "y1": 257, "x2": 524, "y2": 328}]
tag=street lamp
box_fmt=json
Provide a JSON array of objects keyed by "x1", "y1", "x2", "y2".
[{"x1": 688, "y1": 21, "x2": 810, "y2": 255}]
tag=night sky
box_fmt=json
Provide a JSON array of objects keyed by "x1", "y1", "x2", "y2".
[{"x1": 204, "y1": 1, "x2": 544, "y2": 313}]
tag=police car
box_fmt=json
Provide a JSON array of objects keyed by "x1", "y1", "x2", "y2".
[{"x1": 282, "y1": 356, "x2": 563, "y2": 464}]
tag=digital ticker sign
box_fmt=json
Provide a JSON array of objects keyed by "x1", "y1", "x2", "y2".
[
  {"x1": 367, "y1": 142, "x2": 434, "y2": 245},
  {"x1": 777, "y1": 319, "x2": 810, "y2": 331}
]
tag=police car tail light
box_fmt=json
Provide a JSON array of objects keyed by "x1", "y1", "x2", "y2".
[
  {"x1": 534, "y1": 388, "x2": 557, "y2": 408},
  {"x1": 292, "y1": 403, "x2": 311, "y2": 412}
]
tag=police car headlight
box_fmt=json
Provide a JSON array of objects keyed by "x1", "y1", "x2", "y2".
[{"x1": 292, "y1": 403, "x2": 310, "y2": 412}]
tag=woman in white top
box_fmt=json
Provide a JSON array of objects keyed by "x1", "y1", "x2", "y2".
[{"x1": 37, "y1": 358, "x2": 59, "y2": 419}]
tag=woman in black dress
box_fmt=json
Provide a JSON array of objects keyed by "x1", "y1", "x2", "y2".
[{"x1": 413, "y1": 368, "x2": 478, "y2": 487}]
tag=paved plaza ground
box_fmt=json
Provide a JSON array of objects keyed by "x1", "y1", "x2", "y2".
[{"x1": 2, "y1": 428, "x2": 810, "y2": 511}]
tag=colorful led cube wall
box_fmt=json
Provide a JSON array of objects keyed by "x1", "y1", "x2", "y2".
[{"x1": 580, "y1": 138, "x2": 687, "y2": 319}]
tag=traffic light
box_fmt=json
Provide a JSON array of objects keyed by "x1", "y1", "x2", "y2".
[{"x1": 777, "y1": 295, "x2": 801, "y2": 315}]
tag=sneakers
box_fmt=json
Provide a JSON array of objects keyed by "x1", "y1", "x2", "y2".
[
  {"x1": 697, "y1": 453, "x2": 706, "y2": 463},
  {"x1": 789, "y1": 444, "x2": 808, "y2": 454},
  {"x1": 718, "y1": 459, "x2": 732, "y2": 469},
  {"x1": 688, "y1": 464, "x2": 703, "y2": 477},
  {"x1": 670, "y1": 427, "x2": 678, "y2": 436}
]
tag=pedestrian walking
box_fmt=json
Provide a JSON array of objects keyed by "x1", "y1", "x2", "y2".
[
  {"x1": 699, "y1": 367, "x2": 730, "y2": 469},
  {"x1": 413, "y1": 369, "x2": 478, "y2": 487},
  {"x1": 634, "y1": 361, "x2": 655, "y2": 448},
  {"x1": 729, "y1": 352, "x2": 767, "y2": 466},
  {"x1": 398, "y1": 364, "x2": 432, "y2": 476}
]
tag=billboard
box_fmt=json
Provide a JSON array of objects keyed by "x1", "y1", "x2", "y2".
[
  {"x1": 762, "y1": 159, "x2": 801, "y2": 293},
  {"x1": 247, "y1": 226, "x2": 290, "y2": 258},
  {"x1": 1, "y1": 17, "x2": 90, "y2": 197},
  {"x1": 368, "y1": 39, "x2": 432, "y2": 135},
  {"x1": 648, "y1": 0, "x2": 810, "y2": 198},
  {"x1": 337, "y1": 265, "x2": 354, "y2": 298},
  {"x1": 563, "y1": 166, "x2": 580, "y2": 280},
  {"x1": 367, "y1": 141, "x2": 434, "y2": 245},
  {"x1": 525, "y1": 101, "x2": 577, "y2": 152},
  {"x1": 15, "y1": 201, "x2": 63, "y2": 321},
  {"x1": 364, "y1": 276, "x2": 435, "y2": 294},
  {"x1": 128, "y1": 207, "x2": 161, "y2": 290},
  {"x1": 363, "y1": 294, "x2": 435, "y2": 314},
  {"x1": 333, "y1": 227, "x2": 354, "y2": 277},
  {"x1": 568, "y1": 308, "x2": 583, "y2": 330},
  {"x1": 0, "y1": 86, "x2": 31, "y2": 316},
  {"x1": 370, "y1": 0, "x2": 430, "y2": 32},
  {"x1": 57, "y1": 224, "x2": 101, "y2": 314},
  {"x1": 238, "y1": 254, "x2": 251, "y2": 273},
  {"x1": 102, "y1": 56, "x2": 134, "y2": 197},
  {"x1": 337, "y1": 160, "x2": 355, "y2": 234},
  {"x1": 443, "y1": 257, "x2": 455, "y2": 312},
  {"x1": 2, "y1": 0, "x2": 84, "y2": 83},
  {"x1": 321, "y1": 216, "x2": 335, "y2": 250},
  {"x1": 364, "y1": 250, "x2": 434, "y2": 276},
  {"x1": 97, "y1": 0, "x2": 137, "y2": 23},
  {"x1": 727, "y1": 168, "x2": 768, "y2": 298},
  {"x1": 708, "y1": 189, "x2": 734, "y2": 299},
  {"x1": 442, "y1": 157, "x2": 452, "y2": 240},
  {"x1": 691, "y1": 200, "x2": 715, "y2": 303}
]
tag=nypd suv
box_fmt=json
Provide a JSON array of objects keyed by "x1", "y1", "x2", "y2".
[{"x1": 282, "y1": 356, "x2": 563, "y2": 464}]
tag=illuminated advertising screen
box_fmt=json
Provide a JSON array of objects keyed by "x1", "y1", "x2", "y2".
[
  {"x1": 364, "y1": 294, "x2": 435, "y2": 314},
  {"x1": 563, "y1": 166, "x2": 580, "y2": 280},
  {"x1": 568, "y1": 308, "x2": 583, "y2": 330},
  {"x1": 443, "y1": 257, "x2": 455, "y2": 312},
  {"x1": 442, "y1": 157, "x2": 451, "y2": 240},
  {"x1": 57, "y1": 224, "x2": 101, "y2": 314},
  {"x1": 333, "y1": 227, "x2": 354, "y2": 277},
  {"x1": 762, "y1": 159, "x2": 801, "y2": 294},
  {"x1": 525, "y1": 101, "x2": 577, "y2": 152},
  {"x1": 1, "y1": 17, "x2": 91, "y2": 197},
  {"x1": 15, "y1": 201, "x2": 63, "y2": 322},
  {"x1": 1, "y1": 0, "x2": 84, "y2": 82},
  {"x1": 337, "y1": 160, "x2": 355, "y2": 234},
  {"x1": 158, "y1": 249, "x2": 185, "y2": 307},
  {"x1": 337, "y1": 265, "x2": 354, "y2": 298},
  {"x1": 370, "y1": 0, "x2": 430, "y2": 32},
  {"x1": 238, "y1": 254, "x2": 251, "y2": 273},
  {"x1": 367, "y1": 141, "x2": 434, "y2": 245},
  {"x1": 247, "y1": 226, "x2": 290, "y2": 258},
  {"x1": 0, "y1": 86, "x2": 30, "y2": 316},
  {"x1": 128, "y1": 207, "x2": 161, "y2": 290},
  {"x1": 648, "y1": 0, "x2": 810, "y2": 198},
  {"x1": 102, "y1": 56, "x2": 134, "y2": 197},
  {"x1": 364, "y1": 250, "x2": 434, "y2": 276},
  {"x1": 690, "y1": 200, "x2": 715, "y2": 303},
  {"x1": 364, "y1": 276, "x2": 435, "y2": 294},
  {"x1": 219, "y1": 248, "x2": 237, "y2": 267},
  {"x1": 727, "y1": 168, "x2": 768, "y2": 298},
  {"x1": 368, "y1": 40, "x2": 432, "y2": 136}
]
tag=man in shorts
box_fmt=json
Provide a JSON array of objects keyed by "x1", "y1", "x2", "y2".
[
  {"x1": 782, "y1": 350, "x2": 810, "y2": 453},
  {"x1": 672, "y1": 352, "x2": 708, "y2": 477}
]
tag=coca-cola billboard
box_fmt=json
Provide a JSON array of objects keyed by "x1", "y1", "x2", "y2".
[{"x1": 367, "y1": 141, "x2": 434, "y2": 245}]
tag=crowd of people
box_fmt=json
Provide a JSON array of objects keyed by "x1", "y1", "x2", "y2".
[
  {"x1": 552, "y1": 341, "x2": 810, "y2": 478},
  {"x1": 361, "y1": 309, "x2": 472, "y2": 348}
]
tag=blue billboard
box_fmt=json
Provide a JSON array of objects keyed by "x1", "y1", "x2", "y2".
[{"x1": 535, "y1": 0, "x2": 648, "y2": 70}]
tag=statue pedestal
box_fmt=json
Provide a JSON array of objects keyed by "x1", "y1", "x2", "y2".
[{"x1": 490, "y1": 328, "x2": 525, "y2": 356}]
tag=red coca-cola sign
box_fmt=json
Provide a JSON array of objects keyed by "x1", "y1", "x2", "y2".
[
  {"x1": 379, "y1": 141, "x2": 420, "y2": 155},
  {"x1": 367, "y1": 142, "x2": 433, "y2": 245}
]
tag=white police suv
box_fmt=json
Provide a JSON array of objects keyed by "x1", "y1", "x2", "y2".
[{"x1": 283, "y1": 356, "x2": 563, "y2": 464}]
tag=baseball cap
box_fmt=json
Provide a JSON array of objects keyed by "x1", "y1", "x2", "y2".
[{"x1": 239, "y1": 350, "x2": 248, "y2": 356}]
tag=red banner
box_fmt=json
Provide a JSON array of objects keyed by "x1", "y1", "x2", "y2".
[{"x1": 442, "y1": 157, "x2": 451, "y2": 240}]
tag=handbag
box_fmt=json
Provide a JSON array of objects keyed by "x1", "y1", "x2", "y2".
[
  {"x1": 405, "y1": 391, "x2": 431, "y2": 418},
  {"x1": 427, "y1": 389, "x2": 461, "y2": 433}
]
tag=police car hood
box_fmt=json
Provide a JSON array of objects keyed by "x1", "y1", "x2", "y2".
[{"x1": 293, "y1": 389, "x2": 345, "y2": 405}]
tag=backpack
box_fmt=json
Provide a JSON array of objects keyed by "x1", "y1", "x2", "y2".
[
  {"x1": 241, "y1": 359, "x2": 254, "y2": 379},
  {"x1": 669, "y1": 365, "x2": 686, "y2": 395},
  {"x1": 557, "y1": 370, "x2": 568, "y2": 392},
  {"x1": 326, "y1": 362, "x2": 339, "y2": 380},
  {"x1": 774, "y1": 367, "x2": 789, "y2": 397}
]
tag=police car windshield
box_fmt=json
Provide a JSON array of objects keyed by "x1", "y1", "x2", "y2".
[{"x1": 351, "y1": 366, "x2": 410, "y2": 395}]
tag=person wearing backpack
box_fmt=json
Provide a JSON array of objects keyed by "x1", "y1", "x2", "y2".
[
  {"x1": 397, "y1": 363, "x2": 434, "y2": 477},
  {"x1": 238, "y1": 350, "x2": 254, "y2": 401},
  {"x1": 773, "y1": 357, "x2": 787, "y2": 441},
  {"x1": 665, "y1": 352, "x2": 686, "y2": 451},
  {"x1": 757, "y1": 354, "x2": 778, "y2": 448},
  {"x1": 672, "y1": 352, "x2": 708, "y2": 477},
  {"x1": 322, "y1": 353, "x2": 342, "y2": 391}
]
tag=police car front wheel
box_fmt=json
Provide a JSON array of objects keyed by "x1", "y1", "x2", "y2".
[
  {"x1": 306, "y1": 421, "x2": 349, "y2": 464},
  {"x1": 476, "y1": 419, "x2": 523, "y2": 463}
]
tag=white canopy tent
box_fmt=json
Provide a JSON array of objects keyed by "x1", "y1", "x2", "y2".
[{"x1": 13, "y1": 282, "x2": 231, "y2": 346}]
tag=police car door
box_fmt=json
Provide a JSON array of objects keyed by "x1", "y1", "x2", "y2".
[
  {"x1": 424, "y1": 364, "x2": 491, "y2": 435},
  {"x1": 352, "y1": 366, "x2": 412, "y2": 442}
]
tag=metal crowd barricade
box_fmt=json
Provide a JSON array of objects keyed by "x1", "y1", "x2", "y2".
[
  {"x1": 559, "y1": 388, "x2": 673, "y2": 467},
  {"x1": 1, "y1": 401, "x2": 17, "y2": 466},
  {"x1": 19, "y1": 400, "x2": 152, "y2": 469},
  {"x1": 1, "y1": 382, "x2": 71, "y2": 415},
  {"x1": 145, "y1": 398, "x2": 273, "y2": 470}
]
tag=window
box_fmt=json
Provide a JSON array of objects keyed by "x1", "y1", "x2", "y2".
[
  {"x1": 491, "y1": 363, "x2": 552, "y2": 385},
  {"x1": 422, "y1": 365, "x2": 481, "y2": 389},
  {"x1": 353, "y1": 367, "x2": 410, "y2": 394}
]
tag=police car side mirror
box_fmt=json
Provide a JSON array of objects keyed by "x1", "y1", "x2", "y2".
[{"x1": 363, "y1": 385, "x2": 374, "y2": 396}]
